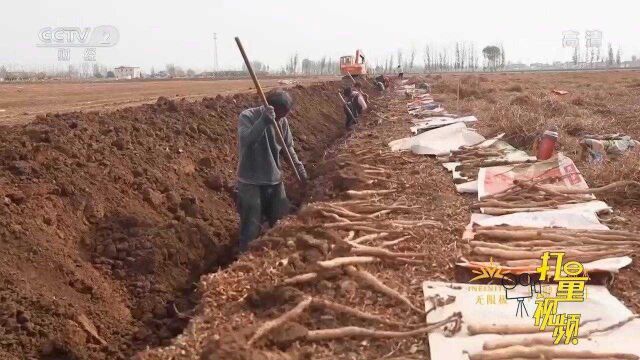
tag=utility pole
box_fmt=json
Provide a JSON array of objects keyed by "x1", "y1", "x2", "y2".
[{"x1": 213, "y1": 33, "x2": 219, "y2": 72}]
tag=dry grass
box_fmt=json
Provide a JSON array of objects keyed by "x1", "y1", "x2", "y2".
[
  {"x1": 581, "y1": 151, "x2": 640, "y2": 203},
  {"x1": 505, "y1": 84, "x2": 523, "y2": 92},
  {"x1": 432, "y1": 77, "x2": 495, "y2": 102},
  {"x1": 431, "y1": 72, "x2": 640, "y2": 162},
  {"x1": 478, "y1": 96, "x2": 605, "y2": 158},
  {"x1": 430, "y1": 70, "x2": 640, "y2": 209}
]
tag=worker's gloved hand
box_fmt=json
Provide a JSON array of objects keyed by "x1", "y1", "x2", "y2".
[{"x1": 262, "y1": 105, "x2": 276, "y2": 121}]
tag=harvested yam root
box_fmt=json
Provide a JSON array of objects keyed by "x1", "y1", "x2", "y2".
[
  {"x1": 321, "y1": 211, "x2": 350, "y2": 223},
  {"x1": 310, "y1": 299, "x2": 410, "y2": 328},
  {"x1": 473, "y1": 227, "x2": 640, "y2": 243},
  {"x1": 248, "y1": 297, "x2": 313, "y2": 345},
  {"x1": 480, "y1": 207, "x2": 557, "y2": 215},
  {"x1": 468, "y1": 323, "x2": 549, "y2": 335},
  {"x1": 440, "y1": 147, "x2": 507, "y2": 162},
  {"x1": 317, "y1": 256, "x2": 379, "y2": 269},
  {"x1": 425, "y1": 294, "x2": 457, "y2": 317},
  {"x1": 468, "y1": 345, "x2": 639, "y2": 360},
  {"x1": 381, "y1": 235, "x2": 412, "y2": 247},
  {"x1": 469, "y1": 240, "x2": 629, "y2": 253},
  {"x1": 346, "y1": 189, "x2": 395, "y2": 199},
  {"x1": 282, "y1": 273, "x2": 318, "y2": 285},
  {"x1": 247, "y1": 297, "x2": 461, "y2": 347},
  {"x1": 482, "y1": 315, "x2": 639, "y2": 350},
  {"x1": 474, "y1": 180, "x2": 593, "y2": 212},
  {"x1": 344, "y1": 265, "x2": 425, "y2": 315},
  {"x1": 480, "y1": 180, "x2": 640, "y2": 210},
  {"x1": 351, "y1": 232, "x2": 389, "y2": 244},
  {"x1": 347, "y1": 242, "x2": 430, "y2": 258},
  {"x1": 468, "y1": 318, "x2": 601, "y2": 336},
  {"x1": 558, "y1": 180, "x2": 640, "y2": 196},
  {"x1": 472, "y1": 246, "x2": 630, "y2": 262},
  {"x1": 306, "y1": 312, "x2": 463, "y2": 341}
]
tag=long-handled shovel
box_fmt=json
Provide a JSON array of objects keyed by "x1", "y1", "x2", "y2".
[
  {"x1": 338, "y1": 92, "x2": 356, "y2": 121},
  {"x1": 234, "y1": 37, "x2": 302, "y2": 182}
]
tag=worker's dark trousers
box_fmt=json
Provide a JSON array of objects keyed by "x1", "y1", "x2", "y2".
[
  {"x1": 344, "y1": 104, "x2": 360, "y2": 130},
  {"x1": 237, "y1": 182, "x2": 289, "y2": 251}
]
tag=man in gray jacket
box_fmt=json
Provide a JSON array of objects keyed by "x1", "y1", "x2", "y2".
[{"x1": 236, "y1": 89, "x2": 307, "y2": 251}]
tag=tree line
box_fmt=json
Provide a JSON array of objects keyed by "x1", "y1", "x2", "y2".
[
  {"x1": 572, "y1": 43, "x2": 626, "y2": 67},
  {"x1": 3, "y1": 40, "x2": 638, "y2": 81},
  {"x1": 277, "y1": 42, "x2": 507, "y2": 75}
]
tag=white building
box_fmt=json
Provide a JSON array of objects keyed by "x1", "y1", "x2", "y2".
[{"x1": 113, "y1": 66, "x2": 141, "y2": 79}]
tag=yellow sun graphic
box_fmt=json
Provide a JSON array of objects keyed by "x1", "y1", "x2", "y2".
[{"x1": 469, "y1": 258, "x2": 510, "y2": 283}]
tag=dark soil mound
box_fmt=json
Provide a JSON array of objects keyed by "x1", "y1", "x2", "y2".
[{"x1": 0, "y1": 82, "x2": 346, "y2": 359}]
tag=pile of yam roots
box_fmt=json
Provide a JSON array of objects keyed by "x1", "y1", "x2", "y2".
[
  {"x1": 237, "y1": 182, "x2": 640, "y2": 359},
  {"x1": 240, "y1": 189, "x2": 464, "y2": 349},
  {"x1": 466, "y1": 178, "x2": 640, "y2": 267},
  {"x1": 464, "y1": 315, "x2": 639, "y2": 360}
]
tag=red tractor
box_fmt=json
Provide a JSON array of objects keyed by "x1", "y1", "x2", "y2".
[{"x1": 340, "y1": 50, "x2": 367, "y2": 76}]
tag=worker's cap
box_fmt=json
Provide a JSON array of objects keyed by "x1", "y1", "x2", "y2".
[{"x1": 266, "y1": 88, "x2": 293, "y2": 111}]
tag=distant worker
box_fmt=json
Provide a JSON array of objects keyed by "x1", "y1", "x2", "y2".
[
  {"x1": 375, "y1": 75, "x2": 390, "y2": 91},
  {"x1": 397, "y1": 65, "x2": 404, "y2": 80},
  {"x1": 353, "y1": 81, "x2": 370, "y2": 105},
  {"x1": 236, "y1": 88, "x2": 308, "y2": 251},
  {"x1": 343, "y1": 86, "x2": 367, "y2": 130}
]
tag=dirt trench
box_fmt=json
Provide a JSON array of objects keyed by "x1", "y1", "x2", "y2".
[
  {"x1": 136, "y1": 85, "x2": 471, "y2": 360},
  {"x1": 0, "y1": 81, "x2": 355, "y2": 359}
]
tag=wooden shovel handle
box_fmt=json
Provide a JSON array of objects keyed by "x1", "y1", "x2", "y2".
[{"x1": 235, "y1": 37, "x2": 302, "y2": 182}]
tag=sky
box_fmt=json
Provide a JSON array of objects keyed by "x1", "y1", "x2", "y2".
[{"x1": 1, "y1": 0, "x2": 639, "y2": 72}]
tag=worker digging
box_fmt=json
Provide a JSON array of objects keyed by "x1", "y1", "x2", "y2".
[
  {"x1": 236, "y1": 88, "x2": 308, "y2": 251},
  {"x1": 5, "y1": 7, "x2": 640, "y2": 358},
  {"x1": 341, "y1": 86, "x2": 368, "y2": 130}
]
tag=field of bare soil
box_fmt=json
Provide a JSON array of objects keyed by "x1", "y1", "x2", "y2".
[
  {"x1": 0, "y1": 76, "x2": 335, "y2": 126},
  {"x1": 137, "y1": 71, "x2": 640, "y2": 360},
  {"x1": 2, "y1": 71, "x2": 639, "y2": 360}
]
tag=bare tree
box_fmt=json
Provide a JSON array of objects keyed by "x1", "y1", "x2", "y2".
[
  {"x1": 301, "y1": 58, "x2": 312, "y2": 75},
  {"x1": 409, "y1": 46, "x2": 416, "y2": 70},
  {"x1": 441, "y1": 47, "x2": 449, "y2": 71},
  {"x1": 423, "y1": 44, "x2": 431, "y2": 72},
  {"x1": 608, "y1": 43, "x2": 614, "y2": 66},
  {"x1": 286, "y1": 53, "x2": 299, "y2": 74},
  {"x1": 80, "y1": 62, "x2": 91, "y2": 78},
  {"x1": 92, "y1": 63, "x2": 102, "y2": 78},
  {"x1": 468, "y1": 43, "x2": 477, "y2": 71},
  {"x1": 166, "y1": 64, "x2": 176, "y2": 77}
]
